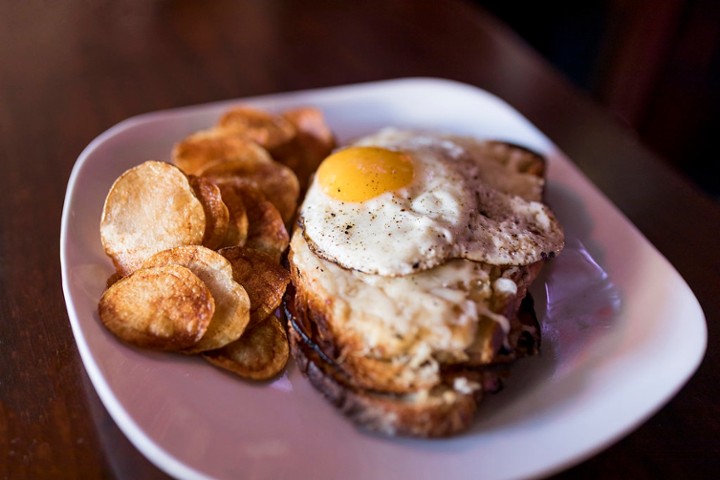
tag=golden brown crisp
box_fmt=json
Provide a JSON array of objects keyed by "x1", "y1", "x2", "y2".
[
  {"x1": 199, "y1": 157, "x2": 299, "y2": 225},
  {"x1": 203, "y1": 315, "x2": 289, "y2": 381},
  {"x1": 100, "y1": 161, "x2": 206, "y2": 276},
  {"x1": 141, "y1": 245, "x2": 251, "y2": 353},
  {"x1": 188, "y1": 175, "x2": 231, "y2": 251},
  {"x1": 217, "y1": 184, "x2": 289, "y2": 263},
  {"x1": 172, "y1": 131, "x2": 274, "y2": 176},
  {"x1": 214, "y1": 181, "x2": 249, "y2": 248},
  {"x1": 98, "y1": 264, "x2": 214, "y2": 351},
  {"x1": 219, "y1": 246, "x2": 291, "y2": 327},
  {"x1": 217, "y1": 106, "x2": 296, "y2": 151},
  {"x1": 276, "y1": 107, "x2": 336, "y2": 192}
]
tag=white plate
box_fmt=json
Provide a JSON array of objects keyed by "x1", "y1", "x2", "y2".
[{"x1": 60, "y1": 78, "x2": 706, "y2": 480}]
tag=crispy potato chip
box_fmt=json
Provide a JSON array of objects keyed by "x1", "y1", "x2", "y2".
[
  {"x1": 188, "y1": 175, "x2": 231, "y2": 250},
  {"x1": 105, "y1": 272, "x2": 123, "y2": 289},
  {"x1": 100, "y1": 161, "x2": 206, "y2": 276},
  {"x1": 172, "y1": 132, "x2": 274, "y2": 176},
  {"x1": 97, "y1": 106, "x2": 334, "y2": 380},
  {"x1": 282, "y1": 107, "x2": 335, "y2": 155},
  {"x1": 238, "y1": 186, "x2": 289, "y2": 262},
  {"x1": 217, "y1": 106, "x2": 296, "y2": 151},
  {"x1": 201, "y1": 159, "x2": 299, "y2": 225},
  {"x1": 222, "y1": 215, "x2": 247, "y2": 247},
  {"x1": 219, "y1": 246, "x2": 291, "y2": 327},
  {"x1": 141, "y1": 245, "x2": 251, "y2": 353},
  {"x1": 98, "y1": 264, "x2": 214, "y2": 351},
  {"x1": 215, "y1": 182, "x2": 249, "y2": 248},
  {"x1": 276, "y1": 107, "x2": 336, "y2": 191},
  {"x1": 203, "y1": 315, "x2": 289, "y2": 381},
  {"x1": 218, "y1": 184, "x2": 289, "y2": 262}
]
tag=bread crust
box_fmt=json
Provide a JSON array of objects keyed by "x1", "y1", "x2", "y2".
[
  {"x1": 285, "y1": 282, "x2": 540, "y2": 437},
  {"x1": 285, "y1": 286, "x2": 507, "y2": 437}
]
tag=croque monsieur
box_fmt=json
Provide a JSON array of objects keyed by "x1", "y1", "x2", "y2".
[{"x1": 285, "y1": 128, "x2": 565, "y2": 437}]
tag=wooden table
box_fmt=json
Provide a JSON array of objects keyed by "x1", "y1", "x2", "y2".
[{"x1": 2, "y1": 1, "x2": 718, "y2": 478}]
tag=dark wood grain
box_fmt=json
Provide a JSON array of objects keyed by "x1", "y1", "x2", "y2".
[{"x1": 1, "y1": 0, "x2": 718, "y2": 478}]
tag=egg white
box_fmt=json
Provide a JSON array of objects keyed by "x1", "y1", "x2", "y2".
[{"x1": 299, "y1": 128, "x2": 564, "y2": 276}]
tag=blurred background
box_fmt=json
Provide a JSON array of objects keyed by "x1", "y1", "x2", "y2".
[{"x1": 481, "y1": 0, "x2": 720, "y2": 201}]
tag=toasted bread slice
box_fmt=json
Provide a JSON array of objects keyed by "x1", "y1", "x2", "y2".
[
  {"x1": 287, "y1": 231, "x2": 543, "y2": 394},
  {"x1": 285, "y1": 284, "x2": 539, "y2": 437}
]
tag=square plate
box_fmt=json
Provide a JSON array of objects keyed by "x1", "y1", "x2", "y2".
[{"x1": 60, "y1": 78, "x2": 706, "y2": 480}]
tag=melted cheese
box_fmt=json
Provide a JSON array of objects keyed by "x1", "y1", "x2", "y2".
[{"x1": 291, "y1": 232, "x2": 518, "y2": 371}]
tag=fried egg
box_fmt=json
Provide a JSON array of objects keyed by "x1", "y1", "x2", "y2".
[{"x1": 299, "y1": 128, "x2": 564, "y2": 276}]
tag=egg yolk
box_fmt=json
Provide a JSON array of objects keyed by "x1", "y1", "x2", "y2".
[{"x1": 317, "y1": 146, "x2": 414, "y2": 202}]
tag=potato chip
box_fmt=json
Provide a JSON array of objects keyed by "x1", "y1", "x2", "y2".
[
  {"x1": 282, "y1": 107, "x2": 335, "y2": 155},
  {"x1": 219, "y1": 246, "x2": 291, "y2": 327},
  {"x1": 203, "y1": 315, "x2": 289, "y2": 381},
  {"x1": 217, "y1": 106, "x2": 296, "y2": 151},
  {"x1": 188, "y1": 175, "x2": 231, "y2": 250},
  {"x1": 141, "y1": 245, "x2": 251, "y2": 353},
  {"x1": 100, "y1": 161, "x2": 206, "y2": 276},
  {"x1": 201, "y1": 158, "x2": 299, "y2": 225},
  {"x1": 214, "y1": 182, "x2": 249, "y2": 248},
  {"x1": 218, "y1": 184, "x2": 289, "y2": 262},
  {"x1": 172, "y1": 132, "x2": 274, "y2": 176},
  {"x1": 97, "y1": 106, "x2": 334, "y2": 383},
  {"x1": 98, "y1": 264, "x2": 214, "y2": 351},
  {"x1": 276, "y1": 107, "x2": 336, "y2": 191},
  {"x1": 105, "y1": 272, "x2": 123, "y2": 289}
]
